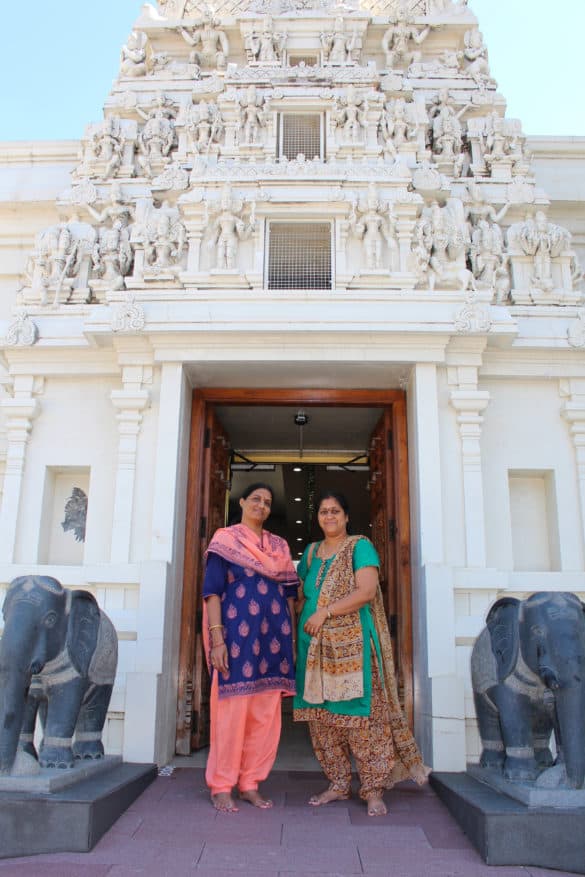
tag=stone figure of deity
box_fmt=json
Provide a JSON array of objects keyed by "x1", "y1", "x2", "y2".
[
  {"x1": 238, "y1": 87, "x2": 267, "y2": 146},
  {"x1": 378, "y1": 98, "x2": 417, "y2": 157},
  {"x1": 205, "y1": 188, "x2": 256, "y2": 271},
  {"x1": 463, "y1": 29, "x2": 491, "y2": 84},
  {"x1": 349, "y1": 185, "x2": 399, "y2": 272},
  {"x1": 186, "y1": 99, "x2": 224, "y2": 155},
  {"x1": 246, "y1": 18, "x2": 287, "y2": 63},
  {"x1": 321, "y1": 18, "x2": 359, "y2": 65},
  {"x1": 120, "y1": 31, "x2": 152, "y2": 77},
  {"x1": 508, "y1": 211, "x2": 571, "y2": 292},
  {"x1": 136, "y1": 94, "x2": 177, "y2": 177},
  {"x1": 333, "y1": 86, "x2": 367, "y2": 144},
  {"x1": 89, "y1": 117, "x2": 125, "y2": 180},
  {"x1": 382, "y1": 8, "x2": 434, "y2": 70},
  {"x1": 179, "y1": 14, "x2": 229, "y2": 70}
]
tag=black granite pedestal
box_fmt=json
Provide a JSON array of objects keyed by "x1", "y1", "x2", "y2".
[
  {"x1": 0, "y1": 761, "x2": 157, "y2": 859},
  {"x1": 431, "y1": 771, "x2": 585, "y2": 875}
]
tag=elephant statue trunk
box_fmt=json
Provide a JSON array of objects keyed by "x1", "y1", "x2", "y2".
[
  {"x1": 0, "y1": 575, "x2": 118, "y2": 774},
  {"x1": 555, "y1": 683, "x2": 585, "y2": 789}
]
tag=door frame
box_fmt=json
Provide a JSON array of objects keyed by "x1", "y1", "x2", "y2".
[{"x1": 176, "y1": 388, "x2": 413, "y2": 754}]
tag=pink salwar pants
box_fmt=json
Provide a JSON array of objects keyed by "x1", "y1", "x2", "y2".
[{"x1": 205, "y1": 673, "x2": 282, "y2": 795}]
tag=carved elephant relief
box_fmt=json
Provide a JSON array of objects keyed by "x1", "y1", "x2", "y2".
[{"x1": 0, "y1": 575, "x2": 118, "y2": 773}]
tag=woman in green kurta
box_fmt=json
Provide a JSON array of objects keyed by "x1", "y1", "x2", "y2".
[{"x1": 293, "y1": 491, "x2": 428, "y2": 816}]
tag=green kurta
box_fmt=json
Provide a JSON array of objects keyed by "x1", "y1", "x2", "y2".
[{"x1": 294, "y1": 537, "x2": 381, "y2": 717}]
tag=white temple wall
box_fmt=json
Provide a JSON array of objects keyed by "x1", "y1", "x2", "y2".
[{"x1": 481, "y1": 378, "x2": 583, "y2": 573}]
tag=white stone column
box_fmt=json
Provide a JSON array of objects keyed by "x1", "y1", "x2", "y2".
[
  {"x1": 0, "y1": 376, "x2": 41, "y2": 563},
  {"x1": 110, "y1": 365, "x2": 151, "y2": 563},
  {"x1": 560, "y1": 378, "x2": 585, "y2": 551},
  {"x1": 447, "y1": 340, "x2": 490, "y2": 568},
  {"x1": 449, "y1": 384, "x2": 490, "y2": 567},
  {"x1": 410, "y1": 363, "x2": 444, "y2": 564},
  {"x1": 151, "y1": 362, "x2": 189, "y2": 563}
]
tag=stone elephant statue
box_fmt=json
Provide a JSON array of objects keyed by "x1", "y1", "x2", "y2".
[
  {"x1": 471, "y1": 591, "x2": 585, "y2": 788},
  {"x1": 0, "y1": 575, "x2": 118, "y2": 774}
]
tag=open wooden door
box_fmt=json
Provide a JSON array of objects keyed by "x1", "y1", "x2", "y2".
[
  {"x1": 176, "y1": 400, "x2": 230, "y2": 754},
  {"x1": 368, "y1": 400, "x2": 413, "y2": 726}
]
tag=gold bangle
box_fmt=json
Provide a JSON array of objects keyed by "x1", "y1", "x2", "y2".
[
  {"x1": 327, "y1": 607, "x2": 332, "y2": 620},
  {"x1": 209, "y1": 624, "x2": 223, "y2": 631}
]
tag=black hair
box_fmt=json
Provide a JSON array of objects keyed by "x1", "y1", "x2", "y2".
[
  {"x1": 316, "y1": 491, "x2": 350, "y2": 516},
  {"x1": 240, "y1": 482, "x2": 275, "y2": 502}
]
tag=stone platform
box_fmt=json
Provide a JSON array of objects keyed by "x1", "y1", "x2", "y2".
[
  {"x1": 0, "y1": 761, "x2": 156, "y2": 859},
  {"x1": 431, "y1": 771, "x2": 585, "y2": 875},
  {"x1": 0, "y1": 754, "x2": 123, "y2": 794}
]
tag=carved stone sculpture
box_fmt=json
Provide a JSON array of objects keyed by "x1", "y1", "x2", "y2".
[
  {"x1": 88, "y1": 117, "x2": 125, "y2": 179},
  {"x1": 333, "y1": 85, "x2": 367, "y2": 144},
  {"x1": 463, "y1": 29, "x2": 491, "y2": 84},
  {"x1": 144, "y1": 201, "x2": 186, "y2": 271},
  {"x1": 186, "y1": 99, "x2": 224, "y2": 155},
  {"x1": 430, "y1": 95, "x2": 467, "y2": 161},
  {"x1": 378, "y1": 97, "x2": 417, "y2": 157},
  {"x1": 0, "y1": 575, "x2": 118, "y2": 774},
  {"x1": 382, "y1": 8, "x2": 433, "y2": 70},
  {"x1": 321, "y1": 17, "x2": 359, "y2": 65},
  {"x1": 237, "y1": 86, "x2": 266, "y2": 146},
  {"x1": 348, "y1": 185, "x2": 399, "y2": 271},
  {"x1": 31, "y1": 216, "x2": 96, "y2": 306},
  {"x1": 92, "y1": 221, "x2": 133, "y2": 290},
  {"x1": 179, "y1": 14, "x2": 229, "y2": 70},
  {"x1": 206, "y1": 187, "x2": 256, "y2": 271},
  {"x1": 246, "y1": 18, "x2": 286, "y2": 63},
  {"x1": 136, "y1": 94, "x2": 177, "y2": 177},
  {"x1": 471, "y1": 592, "x2": 585, "y2": 789},
  {"x1": 412, "y1": 197, "x2": 470, "y2": 290},
  {"x1": 508, "y1": 211, "x2": 571, "y2": 293},
  {"x1": 120, "y1": 31, "x2": 152, "y2": 78}
]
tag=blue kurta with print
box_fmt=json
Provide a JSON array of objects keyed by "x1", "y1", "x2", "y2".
[{"x1": 203, "y1": 551, "x2": 297, "y2": 698}]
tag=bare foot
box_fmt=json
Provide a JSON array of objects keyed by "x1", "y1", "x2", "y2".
[
  {"x1": 211, "y1": 792, "x2": 239, "y2": 812},
  {"x1": 240, "y1": 789, "x2": 273, "y2": 809},
  {"x1": 410, "y1": 763, "x2": 431, "y2": 785},
  {"x1": 308, "y1": 786, "x2": 350, "y2": 806},
  {"x1": 366, "y1": 794, "x2": 387, "y2": 817}
]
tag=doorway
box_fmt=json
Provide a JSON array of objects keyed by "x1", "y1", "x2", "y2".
[{"x1": 175, "y1": 389, "x2": 412, "y2": 757}]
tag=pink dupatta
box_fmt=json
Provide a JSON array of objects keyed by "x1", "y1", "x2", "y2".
[{"x1": 205, "y1": 523, "x2": 298, "y2": 588}]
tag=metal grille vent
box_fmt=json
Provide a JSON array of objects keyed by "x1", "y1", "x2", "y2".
[
  {"x1": 268, "y1": 223, "x2": 331, "y2": 290},
  {"x1": 288, "y1": 55, "x2": 318, "y2": 67},
  {"x1": 280, "y1": 114, "x2": 322, "y2": 161}
]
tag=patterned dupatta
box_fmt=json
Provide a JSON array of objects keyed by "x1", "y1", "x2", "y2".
[
  {"x1": 303, "y1": 535, "x2": 427, "y2": 784},
  {"x1": 206, "y1": 523, "x2": 298, "y2": 588}
]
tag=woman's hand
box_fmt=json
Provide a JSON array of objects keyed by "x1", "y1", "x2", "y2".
[
  {"x1": 210, "y1": 642, "x2": 229, "y2": 674},
  {"x1": 304, "y1": 607, "x2": 329, "y2": 638}
]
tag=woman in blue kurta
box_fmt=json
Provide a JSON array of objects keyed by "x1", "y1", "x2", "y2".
[
  {"x1": 203, "y1": 482, "x2": 298, "y2": 812},
  {"x1": 294, "y1": 491, "x2": 428, "y2": 816}
]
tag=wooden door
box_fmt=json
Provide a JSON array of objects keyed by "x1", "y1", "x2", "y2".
[
  {"x1": 176, "y1": 401, "x2": 230, "y2": 754},
  {"x1": 368, "y1": 404, "x2": 413, "y2": 726}
]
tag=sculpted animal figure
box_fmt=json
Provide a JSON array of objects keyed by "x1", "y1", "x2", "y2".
[
  {"x1": 0, "y1": 575, "x2": 117, "y2": 773},
  {"x1": 471, "y1": 592, "x2": 585, "y2": 788}
]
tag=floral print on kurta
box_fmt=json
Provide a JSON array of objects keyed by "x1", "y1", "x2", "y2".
[{"x1": 203, "y1": 551, "x2": 296, "y2": 698}]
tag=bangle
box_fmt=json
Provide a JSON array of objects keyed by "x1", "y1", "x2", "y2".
[
  {"x1": 327, "y1": 607, "x2": 332, "y2": 620},
  {"x1": 211, "y1": 642, "x2": 224, "y2": 648},
  {"x1": 209, "y1": 624, "x2": 223, "y2": 631}
]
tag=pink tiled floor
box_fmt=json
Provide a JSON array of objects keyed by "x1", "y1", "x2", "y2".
[{"x1": 0, "y1": 768, "x2": 580, "y2": 877}]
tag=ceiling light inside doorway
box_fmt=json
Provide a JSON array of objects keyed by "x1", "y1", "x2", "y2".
[
  {"x1": 293, "y1": 410, "x2": 310, "y2": 459},
  {"x1": 293, "y1": 466, "x2": 302, "y2": 472},
  {"x1": 294, "y1": 497, "x2": 302, "y2": 502}
]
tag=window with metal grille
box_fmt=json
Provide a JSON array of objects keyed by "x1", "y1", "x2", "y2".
[
  {"x1": 288, "y1": 54, "x2": 318, "y2": 67},
  {"x1": 267, "y1": 222, "x2": 332, "y2": 290},
  {"x1": 278, "y1": 114, "x2": 323, "y2": 161}
]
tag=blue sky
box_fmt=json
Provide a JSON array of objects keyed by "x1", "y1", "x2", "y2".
[{"x1": 1, "y1": 1, "x2": 583, "y2": 141}]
